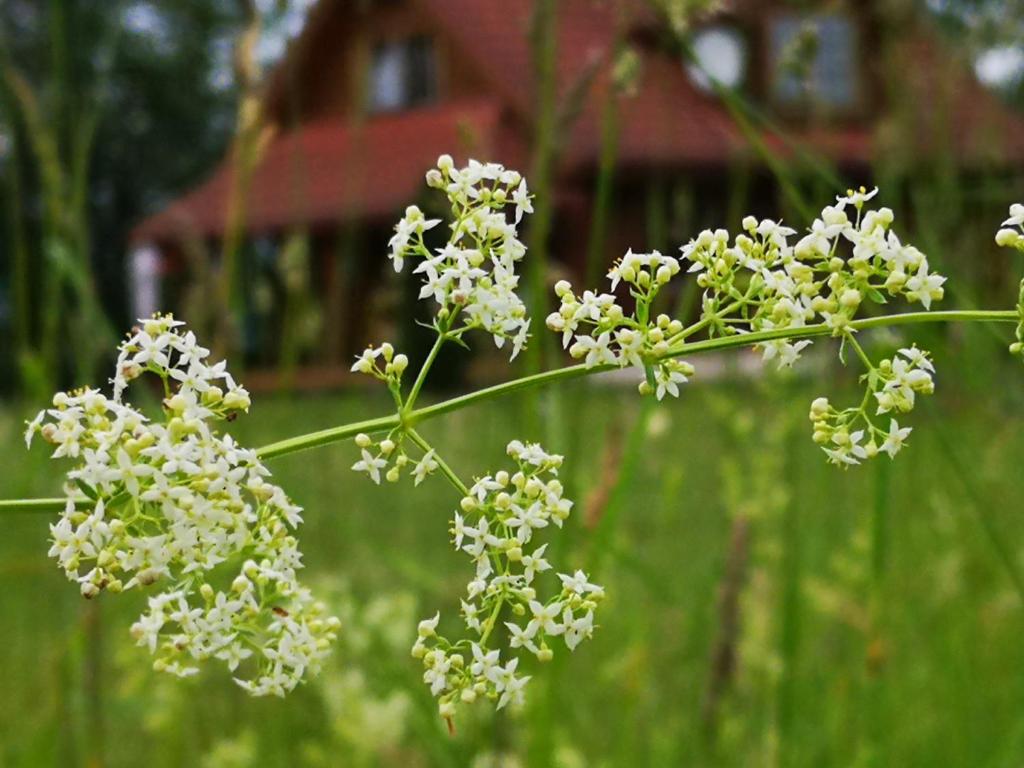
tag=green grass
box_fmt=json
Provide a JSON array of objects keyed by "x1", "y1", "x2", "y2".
[{"x1": 2, "y1": 364, "x2": 1024, "y2": 767}]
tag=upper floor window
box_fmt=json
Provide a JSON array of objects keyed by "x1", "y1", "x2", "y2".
[
  {"x1": 368, "y1": 36, "x2": 438, "y2": 113},
  {"x1": 769, "y1": 13, "x2": 860, "y2": 113},
  {"x1": 686, "y1": 24, "x2": 748, "y2": 92}
]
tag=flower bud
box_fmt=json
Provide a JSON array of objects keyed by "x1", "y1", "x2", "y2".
[
  {"x1": 418, "y1": 613, "x2": 440, "y2": 638},
  {"x1": 839, "y1": 289, "x2": 861, "y2": 309},
  {"x1": 425, "y1": 168, "x2": 444, "y2": 188},
  {"x1": 996, "y1": 228, "x2": 1020, "y2": 247},
  {"x1": 223, "y1": 389, "x2": 251, "y2": 411}
]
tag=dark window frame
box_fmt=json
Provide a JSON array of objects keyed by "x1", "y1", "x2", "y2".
[
  {"x1": 763, "y1": 10, "x2": 866, "y2": 121},
  {"x1": 367, "y1": 34, "x2": 438, "y2": 113}
]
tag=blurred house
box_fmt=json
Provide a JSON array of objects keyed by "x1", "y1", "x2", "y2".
[{"x1": 130, "y1": 0, "x2": 1024, "y2": 369}]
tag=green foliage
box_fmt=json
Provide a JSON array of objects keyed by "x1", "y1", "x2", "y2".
[{"x1": 3, "y1": 373, "x2": 1024, "y2": 766}]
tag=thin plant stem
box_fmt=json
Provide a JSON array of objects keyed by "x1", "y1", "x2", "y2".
[
  {"x1": 405, "y1": 321, "x2": 451, "y2": 413},
  {"x1": 4, "y1": 309, "x2": 1017, "y2": 513},
  {"x1": 407, "y1": 429, "x2": 469, "y2": 497}
]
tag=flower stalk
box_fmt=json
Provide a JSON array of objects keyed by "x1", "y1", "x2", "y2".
[
  {"x1": 3, "y1": 308, "x2": 1016, "y2": 516},
  {"x1": 13, "y1": 159, "x2": 1024, "y2": 722}
]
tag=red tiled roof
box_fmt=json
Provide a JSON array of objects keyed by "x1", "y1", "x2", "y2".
[
  {"x1": 132, "y1": 100, "x2": 520, "y2": 242},
  {"x1": 133, "y1": 0, "x2": 1024, "y2": 244},
  {"x1": 422, "y1": 0, "x2": 742, "y2": 167}
]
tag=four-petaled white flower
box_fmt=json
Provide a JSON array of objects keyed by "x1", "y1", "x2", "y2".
[{"x1": 352, "y1": 449, "x2": 387, "y2": 484}]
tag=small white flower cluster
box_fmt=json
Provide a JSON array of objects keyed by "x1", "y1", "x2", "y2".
[
  {"x1": 412, "y1": 440, "x2": 603, "y2": 719},
  {"x1": 808, "y1": 346, "x2": 935, "y2": 466},
  {"x1": 389, "y1": 155, "x2": 532, "y2": 359},
  {"x1": 546, "y1": 188, "x2": 944, "y2": 410},
  {"x1": 546, "y1": 250, "x2": 695, "y2": 399},
  {"x1": 996, "y1": 203, "x2": 1024, "y2": 250},
  {"x1": 351, "y1": 431, "x2": 439, "y2": 487},
  {"x1": 25, "y1": 314, "x2": 339, "y2": 695},
  {"x1": 681, "y1": 187, "x2": 946, "y2": 371},
  {"x1": 996, "y1": 203, "x2": 1024, "y2": 362},
  {"x1": 350, "y1": 342, "x2": 409, "y2": 386}
]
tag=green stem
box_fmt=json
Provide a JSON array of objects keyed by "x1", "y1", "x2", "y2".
[
  {"x1": 479, "y1": 594, "x2": 505, "y2": 647},
  {"x1": 404, "y1": 326, "x2": 448, "y2": 414},
  {"x1": 407, "y1": 429, "x2": 469, "y2": 497},
  {"x1": 0, "y1": 497, "x2": 77, "y2": 514},
  {"x1": 844, "y1": 330, "x2": 875, "y2": 372},
  {"x1": 7, "y1": 309, "x2": 1017, "y2": 513},
  {"x1": 258, "y1": 413, "x2": 399, "y2": 459}
]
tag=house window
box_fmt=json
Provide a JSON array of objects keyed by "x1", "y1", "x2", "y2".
[
  {"x1": 769, "y1": 13, "x2": 859, "y2": 112},
  {"x1": 686, "y1": 25, "x2": 748, "y2": 92},
  {"x1": 368, "y1": 36, "x2": 437, "y2": 112}
]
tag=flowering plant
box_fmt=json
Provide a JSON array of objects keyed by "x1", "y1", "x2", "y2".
[
  {"x1": 12, "y1": 157, "x2": 1024, "y2": 725},
  {"x1": 25, "y1": 315, "x2": 338, "y2": 695}
]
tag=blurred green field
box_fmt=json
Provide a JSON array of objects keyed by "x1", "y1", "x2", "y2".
[{"x1": 2, "y1": 348, "x2": 1024, "y2": 767}]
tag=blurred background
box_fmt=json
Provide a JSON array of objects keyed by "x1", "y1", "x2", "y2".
[{"x1": 2, "y1": 0, "x2": 1024, "y2": 766}]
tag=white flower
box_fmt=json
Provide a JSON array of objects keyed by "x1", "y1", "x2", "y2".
[
  {"x1": 521, "y1": 545, "x2": 551, "y2": 582},
  {"x1": 352, "y1": 449, "x2": 387, "y2": 484},
  {"x1": 898, "y1": 345, "x2": 934, "y2": 373},
  {"x1": 905, "y1": 262, "x2": 946, "y2": 310},
  {"x1": 527, "y1": 600, "x2": 564, "y2": 636},
  {"x1": 507, "y1": 502, "x2": 548, "y2": 544},
  {"x1": 469, "y1": 643, "x2": 500, "y2": 679},
  {"x1": 412, "y1": 450, "x2": 438, "y2": 485},
  {"x1": 505, "y1": 621, "x2": 540, "y2": 655},
  {"x1": 571, "y1": 332, "x2": 618, "y2": 368},
  {"x1": 1002, "y1": 202, "x2": 1024, "y2": 228},
  {"x1": 761, "y1": 339, "x2": 813, "y2": 370},
  {"x1": 558, "y1": 569, "x2": 603, "y2": 597},
  {"x1": 512, "y1": 178, "x2": 533, "y2": 224},
  {"x1": 563, "y1": 609, "x2": 595, "y2": 651},
  {"x1": 494, "y1": 659, "x2": 530, "y2": 710},
  {"x1": 418, "y1": 612, "x2": 440, "y2": 638},
  {"x1": 654, "y1": 366, "x2": 688, "y2": 400},
  {"x1": 837, "y1": 186, "x2": 878, "y2": 208},
  {"x1": 880, "y1": 419, "x2": 912, "y2": 458}
]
